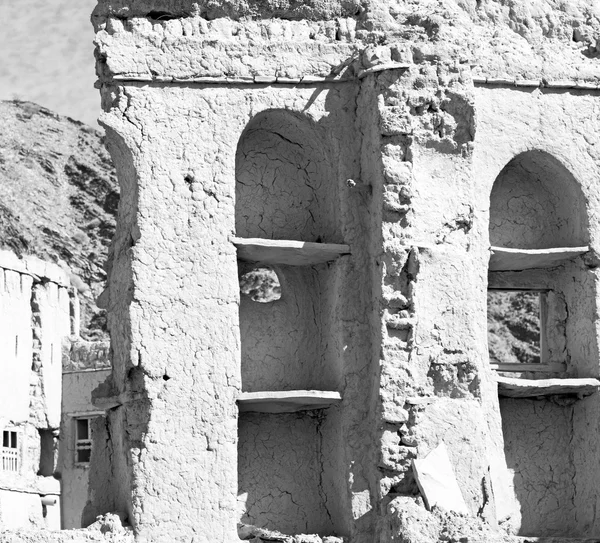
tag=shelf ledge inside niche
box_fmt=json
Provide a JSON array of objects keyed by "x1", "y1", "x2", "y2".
[
  {"x1": 489, "y1": 246, "x2": 589, "y2": 271},
  {"x1": 237, "y1": 390, "x2": 342, "y2": 413},
  {"x1": 232, "y1": 237, "x2": 350, "y2": 266},
  {"x1": 497, "y1": 376, "x2": 600, "y2": 398},
  {"x1": 490, "y1": 362, "x2": 566, "y2": 372}
]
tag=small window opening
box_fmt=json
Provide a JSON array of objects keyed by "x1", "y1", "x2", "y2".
[
  {"x1": 488, "y1": 290, "x2": 546, "y2": 366},
  {"x1": 75, "y1": 418, "x2": 92, "y2": 464},
  {"x1": 2, "y1": 430, "x2": 19, "y2": 471}
]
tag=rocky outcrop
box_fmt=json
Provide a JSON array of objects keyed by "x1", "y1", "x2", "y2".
[{"x1": 0, "y1": 100, "x2": 118, "y2": 339}]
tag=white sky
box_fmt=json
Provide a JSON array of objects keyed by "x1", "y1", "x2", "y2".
[{"x1": 0, "y1": 0, "x2": 100, "y2": 127}]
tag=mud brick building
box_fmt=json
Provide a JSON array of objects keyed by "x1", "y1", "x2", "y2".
[
  {"x1": 7, "y1": 1, "x2": 600, "y2": 542},
  {"x1": 0, "y1": 249, "x2": 112, "y2": 532}
]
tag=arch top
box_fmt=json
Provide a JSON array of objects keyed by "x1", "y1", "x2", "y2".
[
  {"x1": 489, "y1": 149, "x2": 589, "y2": 250},
  {"x1": 234, "y1": 108, "x2": 341, "y2": 243}
]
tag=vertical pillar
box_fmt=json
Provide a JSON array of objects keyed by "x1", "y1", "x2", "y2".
[{"x1": 94, "y1": 85, "x2": 241, "y2": 542}]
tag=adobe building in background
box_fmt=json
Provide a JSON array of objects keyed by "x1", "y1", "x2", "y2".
[
  {"x1": 0, "y1": 249, "x2": 110, "y2": 532},
  {"x1": 71, "y1": 0, "x2": 600, "y2": 541},
  {"x1": 60, "y1": 339, "x2": 111, "y2": 529},
  {"x1": 0, "y1": 251, "x2": 68, "y2": 530}
]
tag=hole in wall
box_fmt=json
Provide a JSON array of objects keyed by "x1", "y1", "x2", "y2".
[
  {"x1": 239, "y1": 266, "x2": 282, "y2": 303},
  {"x1": 163, "y1": 374, "x2": 171, "y2": 381}
]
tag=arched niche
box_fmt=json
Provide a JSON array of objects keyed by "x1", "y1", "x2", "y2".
[
  {"x1": 488, "y1": 150, "x2": 598, "y2": 537},
  {"x1": 489, "y1": 150, "x2": 588, "y2": 249},
  {"x1": 235, "y1": 109, "x2": 340, "y2": 242}
]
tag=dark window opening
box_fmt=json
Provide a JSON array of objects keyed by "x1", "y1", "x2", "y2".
[{"x1": 75, "y1": 418, "x2": 92, "y2": 464}]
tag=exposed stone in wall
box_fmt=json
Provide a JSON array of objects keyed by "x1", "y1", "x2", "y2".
[
  {"x1": 362, "y1": 61, "x2": 502, "y2": 531},
  {"x1": 92, "y1": 1, "x2": 600, "y2": 85}
]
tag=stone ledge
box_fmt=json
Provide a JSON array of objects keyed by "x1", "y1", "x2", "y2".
[{"x1": 497, "y1": 376, "x2": 600, "y2": 398}]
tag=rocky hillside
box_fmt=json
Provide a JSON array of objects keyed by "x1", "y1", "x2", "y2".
[
  {"x1": 0, "y1": 100, "x2": 118, "y2": 339},
  {"x1": 488, "y1": 291, "x2": 540, "y2": 365}
]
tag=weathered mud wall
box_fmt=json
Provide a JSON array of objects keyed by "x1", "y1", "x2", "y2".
[
  {"x1": 89, "y1": 80, "x2": 376, "y2": 542},
  {"x1": 73, "y1": 1, "x2": 600, "y2": 542}
]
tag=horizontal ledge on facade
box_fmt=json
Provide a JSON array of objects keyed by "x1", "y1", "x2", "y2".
[
  {"x1": 238, "y1": 390, "x2": 342, "y2": 413},
  {"x1": 109, "y1": 75, "x2": 354, "y2": 85},
  {"x1": 491, "y1": 362, "x2": 567, "y2": 373},
  {"x1": 489, "y1": 246, "x2": 589, "y2": 271},
  {"x1": 473, "y1": 77, "x2": 600, "y2": 90},
  {"x1": 232, "y1": 237, "x2": 350, "y2": 266},
  {"x1": 357, "y1": 62, "x2": 411, "y2": 78},
  {"x1": 497, "y1": 376, "x2": 600, "y2": 398}
]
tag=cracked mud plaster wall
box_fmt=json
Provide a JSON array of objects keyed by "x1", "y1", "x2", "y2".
[
  {"x1": 236, "y1": 111, "x2": 345, "y2": 394},
  {"x1": 235, "y1": 110, "x2": 341, "y2": 243},
  {"x1": 95, "y1": 82, "x2": 376, "y2": 542},
  {"x1": 500, "y1": 397, "x2": 575, "y2": 537},
  {"x1": 489, "y1": 150, "x2": 588, "y2": 250},
  {"x1": 474, "y1": 86, "x2": 600, "y2": 536},
  {"x1": 238, "y1": 410, "x2": 342, "y2": 535},
  {"x1": 240, "y1": 264, "x2": 342, "y2": 392}
]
